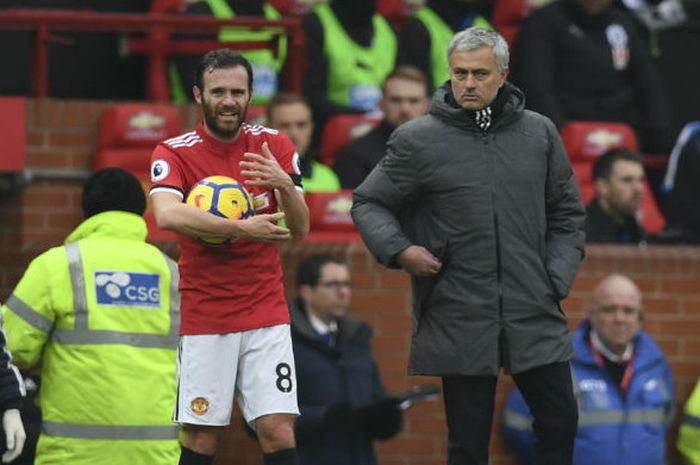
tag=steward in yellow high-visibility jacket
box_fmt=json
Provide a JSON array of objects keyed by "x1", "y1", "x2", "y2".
[
  {"x1": 2, "y1": 168, "x2": 180, "y2": 465},
  {"x1": 678, "y1": 378, "x2": 700, "y2": 465}
]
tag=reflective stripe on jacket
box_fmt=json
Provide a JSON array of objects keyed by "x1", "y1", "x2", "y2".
[
  {"x1": 2, "y1": 211, "x2": 180, "y2": 465},
  {"x1": 503, "y1": 321, "x2": 674, "y2": 465},
  {"x1": 315, "y1": 3, "x2": 396, "y2": 112}
]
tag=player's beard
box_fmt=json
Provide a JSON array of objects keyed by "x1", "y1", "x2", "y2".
[{"x1": 202, "y1": 95, "x2": 249, "y2": 141}]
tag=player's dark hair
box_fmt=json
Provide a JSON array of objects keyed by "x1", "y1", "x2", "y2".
[
  {"x1": 592, "y1": 147, "x2": 644, "y2": 181},
  {"x1": 82, "y1": 167, "x2": 146, "y2": 219},
  {"x1": 194, "y1": 48, "x2": 254, "y2": 93},
  {"x1": 297, "y1": 255, "x2": 348, "y2": 287}
]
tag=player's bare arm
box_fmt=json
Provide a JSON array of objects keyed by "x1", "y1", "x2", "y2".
[
  {"x1": 151, "y1": 190, "x2": 291, "y2": 242},
  {"x1": 240, "y1": 141, "x2": 310, "y2": 239}
]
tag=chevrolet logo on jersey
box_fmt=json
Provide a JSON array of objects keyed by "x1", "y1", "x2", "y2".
[{"x1": 94, "y1": 271, "x2": 161, "y2": 308}]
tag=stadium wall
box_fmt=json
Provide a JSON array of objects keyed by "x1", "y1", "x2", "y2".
[{"x1": 1, "y1": 99, "x2": 699, "y2": 465}]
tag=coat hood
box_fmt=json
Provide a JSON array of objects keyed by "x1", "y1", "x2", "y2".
[
  {"x1": 572, "y1": 320, "x2": 667, "y2": 371},
  {"x1": 429, "y1": 80, "x2": 526, "y2": 131},
  {"x1": 65, "y1": 211, "x2": 149, "y2": 244}
]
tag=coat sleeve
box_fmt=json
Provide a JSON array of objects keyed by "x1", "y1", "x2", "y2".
[
  {"x1": 351, "y1": 126, "x2": 421, "y2": 268},
  {"x1": 0, "y1": 324, "x2": 25, "y2": 413},
  {"x1": 2, "y1": 252, "x2": 58, "y2": 371},
  {"x1": 544, "y1": 121, "x2": 586, "y2": 300},
  {"x1": 502, "y1": 389, "x2": 536, "y2": 465}
]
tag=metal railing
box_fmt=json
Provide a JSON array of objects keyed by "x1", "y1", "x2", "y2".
[{"x1": 0, "y1": 8, "x2": 305, "y2": 102}]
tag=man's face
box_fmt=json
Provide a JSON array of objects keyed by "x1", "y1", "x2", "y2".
[
  {"x1": 597, "y1": 160, "x2": 645, "y2": 217},
  {"x1": 380, "y1": 77, "x2": 430, "y2": 129},
  {"x1": 301, "y1": 263, "x2": 351, "y2": 324},
  {"x1": 449, "y1": 47, "x2": 508, "y2": 111},
  {"x1": 268, "y1": 102, "x2": 313, "y2": 156},
  {"x1": 588, "y1": 277, "x2": 642, "y2": 354},
  {"x1": 194, "y1": 65, "x2": 251, "y2": 142}
]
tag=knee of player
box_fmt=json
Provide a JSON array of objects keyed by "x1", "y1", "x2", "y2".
[
  {"x1": 182, "y1": 425, "x2": 220, "y2": 455},
  {"x1": 255, "y1": 414, "x2": 297, "y2": 451}
]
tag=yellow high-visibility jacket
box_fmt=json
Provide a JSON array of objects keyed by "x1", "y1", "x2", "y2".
[
  {"x1": 679, "y1": 378, "x2": 700, "y2": 465},
  {"x1": 2, "y1": 211, "x2": 180, "y2": 465}
]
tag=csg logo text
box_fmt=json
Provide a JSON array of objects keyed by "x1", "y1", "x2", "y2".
[{"x1": 94, "y1": 271, "x2": 161, "y2": 308}]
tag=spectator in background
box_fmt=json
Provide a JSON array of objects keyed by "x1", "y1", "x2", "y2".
[
  {"x1": 170, "y1": 0, "x2": 287, "y2": 105},
  {"x1": 302, "y1": 0, "x2": 397, "y2": 133},
  {"x1": 1, "y1": 168, "x2": 180, "y2": 465},
  {"x1": 333, "y1": 66, "x2": 431, "y2": 189},
  {"x1": 397, "y1": 0, "x2": 493, "y2": 92},
  {"x1": 658, "y1": 121, "x2": 700, "y2": 244},
  {"x1": 504, "y1": 274, "x2": 674, "y2": 465},
  {"x1": 290, "y1": 255, "x2": 402, "y2": 465},
  {"x1": 678, "y1": 377, "x2": 700, "y2": 465},
  {"x1": 267, "y1": 93, "x2": 340, "y2": 192},
  {"x1": 0, "y1": 305, "x2": 25, "y2": 464},
  {"x1": 514, "y1": 0, "x2": 675, "y2": 154},
  {"x1": 585, "y1": 148, "x2": 648, "y2": 244}
]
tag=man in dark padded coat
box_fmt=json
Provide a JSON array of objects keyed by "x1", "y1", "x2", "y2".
[{"x1": 352, "y1": 27, "x2": 586, "y2": 465}]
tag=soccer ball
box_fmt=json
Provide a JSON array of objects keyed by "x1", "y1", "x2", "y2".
[{"x1": 185, "y1": 176, "x2": 255, "y2": 245}]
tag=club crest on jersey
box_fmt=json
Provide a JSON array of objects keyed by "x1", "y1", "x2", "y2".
[
  {"x1": 151, "y1": 159, "x2": 170, "y2": 182},
  {"x1": 94, "y1": 271, "x2": 161, "y2": 308},
  {"x1": 191, "y1": 397, "x2": 210, "y2": 416}
]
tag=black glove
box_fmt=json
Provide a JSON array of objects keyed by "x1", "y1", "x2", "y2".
[
  {"x1": 356, "y1": 397, "x2": 403, "y2": 440},
  {"x1": 324, "y1": 403, "x2": 361, "y2": 432}
]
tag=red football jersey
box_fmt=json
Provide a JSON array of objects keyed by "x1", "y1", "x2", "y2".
[{"x1": 150, "y1": 122, "x2": 302, "y2": 335}]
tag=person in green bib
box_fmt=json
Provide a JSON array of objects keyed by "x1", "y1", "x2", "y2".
[
  {"x1": 170, "y1": 0, "x2": 287, "y2": 106},
  {"x1": 397, "y1": 0, "x2": 493, "y2": 92},
  {"x1": 302, "y1": 0, "x2": 397, "y2": 134},
  {"x1": 266, "y1": 92, "x2": 341, "y2": 193}
]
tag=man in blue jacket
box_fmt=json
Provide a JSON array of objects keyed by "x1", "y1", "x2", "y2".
[{"x1": 503, "y1": 274, "x2": 674, "y2": 465}]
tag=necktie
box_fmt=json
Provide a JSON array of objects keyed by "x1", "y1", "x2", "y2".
[{"x1": 320, "y1": 331, "x2": 336, "y2": 348}]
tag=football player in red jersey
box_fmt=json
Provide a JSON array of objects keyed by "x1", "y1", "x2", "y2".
[{"x1": 150, "y1": 49, "x2": 309, "y2": 465}]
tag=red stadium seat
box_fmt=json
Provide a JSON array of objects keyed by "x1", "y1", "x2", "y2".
[
  {"x1": 561, "y1": 121, "x2": 639, "y2": 162},
  {"x1": 563, "y1": 122, "x2": 665, "y2": 234},
  {"x1": 492, "y1": 0, "x2": 549, "y2": 48},
  {"x1": 304, "y1": 190, "x2": 361, "y2": 242},
  {"x1": 94, "y1": 104, "x2": 183, "y2": 242},
  {"x1": 318, "y1": 114, "x2": 381, "y2": 167}
]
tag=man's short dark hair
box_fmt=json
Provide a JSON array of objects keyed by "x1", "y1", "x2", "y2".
[
  {"x1": 383, "y1": 65, "x2": 430, "y2": 97},
  {"x1": 194, "y1": 48, "x2": 254, "y2": 93},
  {"x1": 297, "y1": 255, "x2": 348, "y2": 287},
  {"x1": 82, "y1": 167, "x2": 146, "y2": 218},
  {"x1": 592, "y1": 148, "x2": 644, "y2": 181},
  {"x1": 266, "y1": 92, "x2": 311, "y2": 121}
]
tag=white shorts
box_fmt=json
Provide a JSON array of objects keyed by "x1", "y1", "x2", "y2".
[{"x1": 174, "y1": 324, "x2": 299, "y2": 426}]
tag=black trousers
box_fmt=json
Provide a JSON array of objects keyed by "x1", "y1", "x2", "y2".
[{"x1": 442, "y1": 361, "x2": 577, "y2": 465}]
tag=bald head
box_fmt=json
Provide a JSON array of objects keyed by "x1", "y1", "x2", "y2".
[{"x1": 588, "y1": 274, "x2": 643, "y2": 355}]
